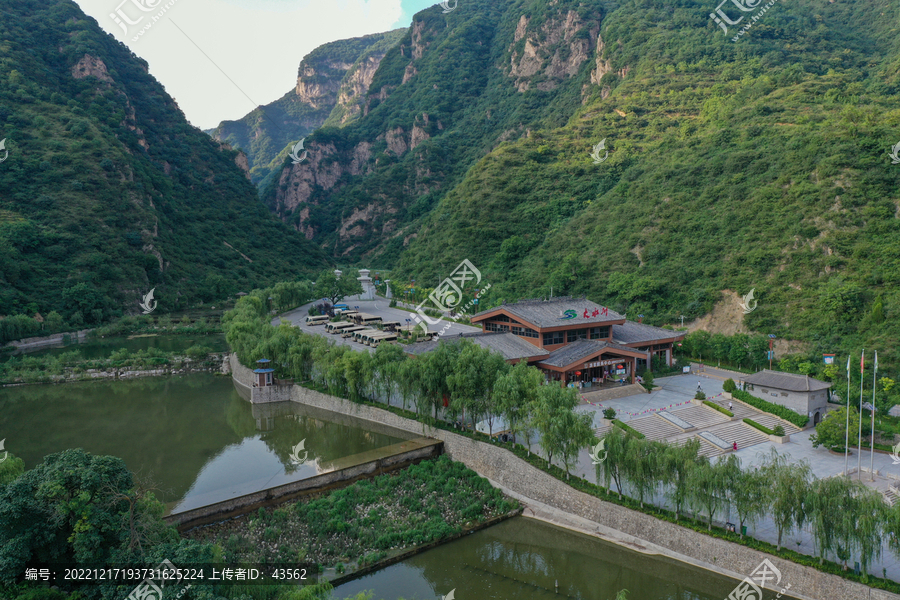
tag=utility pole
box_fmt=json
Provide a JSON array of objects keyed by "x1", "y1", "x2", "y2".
[
  {"x1": 768, "y1": 334, "x2": 776, "y2": 370},
  {"x1": 680, "y1": 315, "x2": 685, "y2": 328}
]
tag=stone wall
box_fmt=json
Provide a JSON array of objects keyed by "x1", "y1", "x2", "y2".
[
  {"x1": 754, "y1": 385, "x2": 828, "y2": 421},
  {"x1": 229, "y1": 354, "x2": 899, "y2": 600}
]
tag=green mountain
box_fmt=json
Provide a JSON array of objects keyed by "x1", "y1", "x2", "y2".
[
  {"x1": 261, "y1": 0, "x2": 900, "y2": 365},
  {"x1": 0, "y1": 0, "x2": 327, "y2": 327},
  {"x1": 210, "y1": 30, "x2": 405, "y2": 188}
]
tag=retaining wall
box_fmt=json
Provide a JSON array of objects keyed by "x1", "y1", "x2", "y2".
[{"x1": 229, "y1": 354, "x2": 899, "y2": 600}]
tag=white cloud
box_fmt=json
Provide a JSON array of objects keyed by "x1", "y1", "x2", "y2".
[{"x1": 76, "y1": 0, "x2": 411, "y2": 129}]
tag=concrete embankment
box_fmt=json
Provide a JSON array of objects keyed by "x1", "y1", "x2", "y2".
[{"x1": 230, "y1": 353, "x2": 900, "y2": 600}]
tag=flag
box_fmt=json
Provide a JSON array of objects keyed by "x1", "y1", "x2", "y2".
[
  {"x1": 846, "y1": 354, "x2": 851, "y2": 375},
  {"x1": 875, "y1": 350, "x2": 878, "y2": 373},
  {"x1": 861, "y1": 350, "x2": 865, "y2": 374}
]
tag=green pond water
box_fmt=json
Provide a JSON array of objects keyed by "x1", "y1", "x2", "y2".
[
  {"x1": 3, "y1": 333, "x2": 230, "y2": 361},
  {"x1": 333, "y1": 517, "x2": 799, "y2": 600},
  {"x1": 0, "y1": 374, "x2": 407, "y2": 512}
]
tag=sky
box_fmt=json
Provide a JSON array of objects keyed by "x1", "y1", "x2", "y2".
[{"x1": 73, "y1": 0, "x2": 439, "y2": 129}]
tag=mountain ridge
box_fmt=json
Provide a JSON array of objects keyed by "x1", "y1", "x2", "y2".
[{"x1": 0, "y1": 0, "x2": 326, "y2": 326}]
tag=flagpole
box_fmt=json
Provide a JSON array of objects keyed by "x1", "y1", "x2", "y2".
[
  {"x1": 858, "y1": 349, "x2": 864, "y2": 481},
  {"x1": 871, "y1": 351, "x2": 877, "y2": 481},
  {"x1": 845, "y1": 354, "x2": 851, "y2": 478}
]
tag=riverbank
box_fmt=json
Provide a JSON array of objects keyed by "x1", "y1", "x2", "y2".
[
  {"x1": 0, "y1": 349, "x2": 229, "y2": 386},
  {"x1": 229, "y1": 355, "x2": 899, "y2": 600}
]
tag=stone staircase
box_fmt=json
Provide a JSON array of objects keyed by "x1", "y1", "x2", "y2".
[
  {"x1": 884, "y1": 486, "x2": 899, "y2": 507},
  {"x1": 677, "y1": 405, "x2": 730, "y2": 429},
  {"x1": 706, "y1": 422, "x2": 770, "y2": 453},
  {"x1": 626, "y1": 415, "x2": 684, "y2": 440}
]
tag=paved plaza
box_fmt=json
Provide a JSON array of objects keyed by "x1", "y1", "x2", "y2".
[{"x1": 569, "y1": 366, "x2": 900, "y2": 581}]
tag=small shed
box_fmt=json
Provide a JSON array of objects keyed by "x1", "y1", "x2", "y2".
[
  {"x1": 742, "y1": 369, "x2": 831, "y2": 425},
  {"x1": 253, "y1": 358, "x2": 274, "y2": 387}
]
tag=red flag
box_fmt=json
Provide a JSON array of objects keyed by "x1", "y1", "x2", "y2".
[{"x1": 860, "y1": 350, "x2": 865, "y2": 374}]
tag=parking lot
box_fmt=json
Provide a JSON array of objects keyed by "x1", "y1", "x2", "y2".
[{"x1": 275, "y1": 295, "x2": 482, "y2": 352}]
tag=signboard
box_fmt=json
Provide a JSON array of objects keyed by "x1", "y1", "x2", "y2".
[
  {"x1": 584, "y1": 358, "x2": 628, "y2": 368},
  {"x1": 823, "y1": 354, "x2": 836, "y2": 365},
  {"x1": 683, "y1": 366, "x2": 691, "y2": 373},
  {"x1": 616, "y1": 368, "x2": 626, "y2": 375}
]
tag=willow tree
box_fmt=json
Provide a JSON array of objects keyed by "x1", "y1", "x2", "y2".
[
  {"x1": 662, "y1": 439, "x2": 703, "y2": 520},
  {"x1": 727, "y1": 460, "x2": 769, "y2": 540},
  {"x1": 854, "y1": 485, "x2": 887, "y2": 581},
  {"x1": 808, "y1": 476, "x2": 851, "y2": 564},
  {"x1": 597, "y1": 427, "x2": 629, "y2": 497},
  {"x1": 623, "y1": 437, "x2": 666, "y2": 508},
  {"x1": 688, "y1": 457, "x2": 729, "y2": 530},
  {"x1": 494, "y1": 360, "x2": 543, "y2": 448},
  {"x1": 761, "y1": 448, "x2": 812, "y2": 550}
]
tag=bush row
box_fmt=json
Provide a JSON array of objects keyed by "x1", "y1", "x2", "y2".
[{"x1": 732, "y1": 389, "x2": 808, "y2": 428}]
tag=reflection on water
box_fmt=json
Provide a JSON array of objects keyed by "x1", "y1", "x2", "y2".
[
  {"x1": 334, "y1": 517, "x2": 799, "y2": 600},
  {"x1": 0, "y1": 374, "x2": 406, "y2": 511}
]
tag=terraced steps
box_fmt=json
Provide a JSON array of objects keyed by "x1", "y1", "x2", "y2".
[
  {"x1": 677, "y1": 405, "x2": 730, "y2": 429},
  {"x1": 626, "y1": 415, "x2": 683, "y2": 440}
]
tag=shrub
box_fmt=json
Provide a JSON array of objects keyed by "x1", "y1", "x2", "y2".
[
  {"x1": 704, "y1": 400, "x2": 733, "y2": 417},
  {"x1": 185, "y1": 344, "x2": 213, "y2": 360},
  {"x1": 772, "y1": 425, "x2": 786, "y2": 437},
  {"x1": 694, "y1": 390, "x2": 706, "y2": 400},
  {"x1": 640, "y1": 370, "x2": 654, "y2": 391},
  {"x1": 723, "y1": 378, "x2": 736, "y2": 393},
  {"x1": 732, "y1": 390, "x2": 808, "y2": 427},
  {"x1": 603, "y1": 408, "x2": 617, "y2": 419},
  {"x1": 743, "y1": 418, "x2": 774, "y2": 435}
]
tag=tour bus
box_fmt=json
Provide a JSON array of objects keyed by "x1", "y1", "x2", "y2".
[
  {"x1": 361, "y1": 331, "x2": 390, "y2": 346},
  {"x1": 305, "y1": 315, "x2": 330, "y2": 326},
  {"x1": 325, "y1": 321, "x2": 354, "y2": 334},
  {"x1": 340, "y1": 326, "x2": 368, "y2": 338},
  {"x1": 352, "y1": 313, "x2": 383, "y2": 326},
  {"x1": 381, "y1": 321, "x2": 401, "y2": 332},
  {"x1": 352, "y1": 329, "x2": 381, "y2": 343},
  {"x1": 368, "y1": 333, "x2": 398, "y2": 348},
  {"x1": 337, "y1": 309, "x2": 358, "y2": 318}
]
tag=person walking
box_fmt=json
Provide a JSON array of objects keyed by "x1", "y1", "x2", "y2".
[
  {"x1": 728, "y1": 401, "x2": 733, "y2": 412},
  {"x1": 697, "y1": 381, "x2": 702, "y2": 391}
]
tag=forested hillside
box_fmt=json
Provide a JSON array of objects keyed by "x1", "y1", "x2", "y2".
[
  {"x1": 262, "y1": 0, "x2": 900, "y2": 367},
  {"x1": 0, "y1": 0, "x2": 326, "y2": 329},
  {"x1": 211, "y1": 29, "x2": 404, "y2": 188}
]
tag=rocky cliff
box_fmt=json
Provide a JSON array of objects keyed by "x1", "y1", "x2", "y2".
[
  {"x1": 262, "y1": 0, "x2": 603, "y2": 261},
  {"x1": 210, "y1": 29, "x2": 404, "y2": 187}
]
